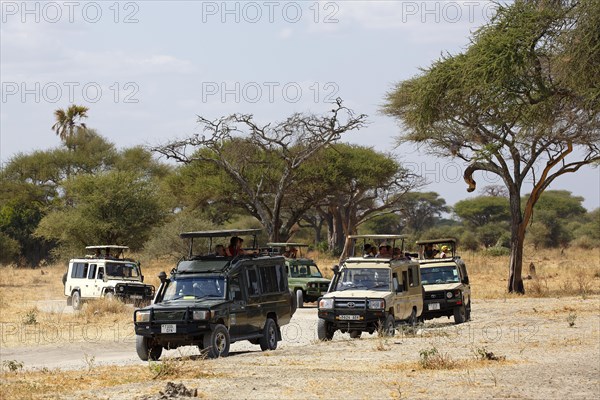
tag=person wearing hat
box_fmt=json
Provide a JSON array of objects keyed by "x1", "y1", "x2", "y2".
[{"x1": 440, "y1": 245, "x2": 450, "y2": 258}]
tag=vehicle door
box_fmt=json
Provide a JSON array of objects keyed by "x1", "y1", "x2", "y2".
[
  {"x1": 86, "y1": 263, "x2": 101, "y2": 297},
  {"x1": 392, "y1": 270, "x2": 406, "y2": 320},
  {"x1": 227, "y1": 273, "x2": 248, "y2": 336},
  {"x1": 407, "y1": 264, "x2": 423, "y2": 315},
  {"x1": 243, "y1": 265, "x2": 264, "y2": 332},
  {"x1": 258, "y1": 262, "x2": 287, "y2": 319},
  {"x1": 70, "y1": 262, "x2": 90, "y2": 297}
]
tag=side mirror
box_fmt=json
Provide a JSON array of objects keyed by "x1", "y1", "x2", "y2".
[
  {"x1": 158, "y1": 271, "x2": 167, "y2": 283},
  {"x1": 332, "y1": 265, "x2": 340, "y2": 275}
]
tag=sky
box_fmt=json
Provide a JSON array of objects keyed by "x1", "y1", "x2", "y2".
[{"x1": 1, "y1": 0, "x2": 598, "y2": 210}]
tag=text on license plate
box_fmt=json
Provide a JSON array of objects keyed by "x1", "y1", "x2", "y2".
[
  {"x1": 428, "y1": 303, "x2": 441, "y2": 310},
  {"x1": 338, "y1": 315, "x2": 361, "y2": 320},
  {"x1": 130, "y1": 295, "x2": 143, "y2": 299},
  {"x1": 161, "y1": 324, "x2": 176, "y2": 333}
]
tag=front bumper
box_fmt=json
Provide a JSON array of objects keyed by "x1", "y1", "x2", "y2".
[
  {"x1": 318, "y1": 309, "x2": 386, "y2": 331},
  {"x1": 422, "y1": 294, "x2": 462, "y2": 318}
]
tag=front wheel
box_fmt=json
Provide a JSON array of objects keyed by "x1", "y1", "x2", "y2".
[
  {"x1": 296, "y1": 290, "x2": 304, "y2": 309},
  {"x1": 379, "y1": 314, "x2": 395, "y2": 337},
  {"x1": 203, "y1": 324, "x2": 230, "y2": 358},
  {"x1": 259, "y1": 318, "x2": 278, "y2": 351},
  {"x1": 136, "y1": 335, "x2": 162, "y2": 361},
  {"x1": 407, "y1": 308, "x2": 417, "y2": 327},
  {"x1": 454, "y1": 304, "x2": 466, "y2": 324},
  {"x1": 317, "y1": 319, "x2": 334, "y2": 341},
  {"x1": 349, "y1": 330, "x2": 362, "y2": 339}
]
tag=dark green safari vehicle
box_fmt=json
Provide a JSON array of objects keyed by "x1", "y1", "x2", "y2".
[
  {"x1": 266, "y1": 243, "x2": 330, "y2": 308},
  {"x1": 134, "y1": 229, "x2": 295, "y2": 360}
]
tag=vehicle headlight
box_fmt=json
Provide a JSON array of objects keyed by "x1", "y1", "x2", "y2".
[
  {"x1": 446, "y1": 291, "x2": 453, "y2": 299},
  {"x1": 119, "y1": 286, "x2": 124, "y2": 292},
  {"x1": 308, "y1": 283, "x2": 315, "y2": 288},
  {"x1": 135, "y1": 311, "x2": 150, "y2": 323},
  {"x1": 368, "y1": 299, "x2": 385, "y2": 309},
  {"x1": 192, "y1": 310, "x2": 211, "y2": 320},
  {"x1": 319, "y1": 298, "x2": 334, "y2": 309}
]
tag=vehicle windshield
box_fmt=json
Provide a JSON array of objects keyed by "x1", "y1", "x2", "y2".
[
  {"x1": 288, "y1": 264, "x2": 323, "y2": 278},
  {"x1": 162, "y1": 277, "x2": 226, "y2": 301},
  {"x1": 105, "y1": 262, "x2": 140, "y2": 279},
  {"x1": 334, "y1": 268, "x2": 390, "y2": 291},
  {"x1": 421, "y1": 266, "x2": 460, "y2": 285}
]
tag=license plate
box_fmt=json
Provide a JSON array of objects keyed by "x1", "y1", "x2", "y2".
[
  {"x1": 161, "y1": 324, "x2": 176, "y2": 333},
  {"x1": 130, "y1": 295, "x2": 143, "y2": 299},
  {"x1": 428, "y1": 303, "x2": 441, "y2": 310},
  {"x1": 338, "y1": 315, "x2": 361, "y2": 320}
]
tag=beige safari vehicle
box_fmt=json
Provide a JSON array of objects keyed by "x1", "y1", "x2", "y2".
[
  {"x1": 317, "y1": 235, "x2": 423, "y2": 340},
  {"x1": 415, "y1": 238, "x2": 471, "y2": 324}
]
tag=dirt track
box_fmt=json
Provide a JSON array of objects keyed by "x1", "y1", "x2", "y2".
[{"x1": 2, "y1": 296, "x2": 599, "y2": 399}]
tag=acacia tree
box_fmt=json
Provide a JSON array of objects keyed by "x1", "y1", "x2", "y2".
[
  {"x1": 384, "y1": 0, "x2": 600, "y2": 293},
  {"x1": 152, "y1": 99, "x2": 367, "y2": 241}
]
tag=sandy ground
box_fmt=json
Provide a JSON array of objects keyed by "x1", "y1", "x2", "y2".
[{"x1": 1, "y1": 296, "x2": 599, "y2": 399}]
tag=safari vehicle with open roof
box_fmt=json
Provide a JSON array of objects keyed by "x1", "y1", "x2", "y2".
[
  {"x1": 415, "y1": 238, "x2": 471, "y2": 324},
  {"x1": 134, "y1": 229, "x2": 295, "y2": 360},
  {"x1": 266, "y1": 243, "x2": 330, "y2": 308},
  {"x1": 63, "y1": 245, "x2": 154, "y2": 310},
  {"x1": 317, "y1": 235, "x2": 423, "y2": 340}
]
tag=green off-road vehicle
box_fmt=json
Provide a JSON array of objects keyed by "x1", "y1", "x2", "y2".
[
  {"x1": 266, "y1": 243, "x2": 330, "y2": 308},
  {"x1": 317, "y1": 235, "x2": 423, "y2": 340},
  {"x1": 415, "y1": 238, "x2": 471, "y2": 324},
  {"x1": 134, "y1": 229, "x2": 295, "y2": 360}
]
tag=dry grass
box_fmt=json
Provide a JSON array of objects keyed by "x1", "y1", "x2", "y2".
[{"x1": 0, "y1": 357, "x2": 218, "y2": 400}]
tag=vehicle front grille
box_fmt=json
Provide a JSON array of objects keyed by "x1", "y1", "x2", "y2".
[
  {"x1": 424, "y1": 291, "x2": 445, "y2": 301},
  {"x1": 334, "y1": 299, "x2": 367, "y2": 309},
  {"x1": 116, "y1": 283, "x2": 149, "y2": 295},
  {"x1": 153, "y1": 310, "x2": 187, "y2": 322},
  {"x1": 319, "y1": 283, "x2": 329, "y2": 291}
]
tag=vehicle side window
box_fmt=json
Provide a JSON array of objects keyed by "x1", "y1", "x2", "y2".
[
  {"x1": 392, "y1": 272, "x2": 400, "y2": 292},
  {"x1": 246, "y1": 267, "x2": 260, "y2": 296},
  {"x1": 259, "y1": 265, "x2": 280, "y2": 293},
  {"x1": 275, "y1": 264, "x2": 287, "y2": 291},
  {"x1": 408, "y1": 268, "x2": 414, "y2": 287},
  {"x1": 88, "y1": 264, "x2": 97, "y2": 279},
  {"x1": 229, "y1": 275, "x2": 242, "y2": 301},
  {"x1": 71, "y1": 262, "x2": 89, "y2": 279},
  {"x1": 401, "y1": 271, "x2": 408, "y2": 292},
  {"x1": 411, "y1": 266, "x2": 420, "y2": 286},
  {"x1": 97, "y1": 267, "x2": 104, "y2": 280}
]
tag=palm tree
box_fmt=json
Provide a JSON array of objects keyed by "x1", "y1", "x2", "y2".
[{"x1": 51, "y1": 105, "x2": 89, "y2": 149}]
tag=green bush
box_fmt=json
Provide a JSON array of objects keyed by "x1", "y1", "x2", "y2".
[{"x1": 483, "y1": 246, "x2": 510, "y2": 257}]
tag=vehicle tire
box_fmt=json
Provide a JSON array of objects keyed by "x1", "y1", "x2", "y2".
[
  {"x1": 259, "y1": 318, "x2": 278, "y2": 351},
  {"x1": 465, "y1": 301, "x2": 472, "y2": 321},
  {"x1": 454, "y1": 304, "x2": 466, "y2": 324},
  {"x1": 407, "y1": 308, "x2": 417, "y2": 327},
  {"x1": 203, "y1": 324, "x2": 230, "y2": 358},
  {"x1": 380, "y1": 314, "x2": 395, "y2": 337},
  {"x1": 317, "y1": 318, "x2": 334, "y2": 341},
  {"x1": 296, "y1": 290, "x2": 304, "y2": 309},
  {"x1": 290, "y1": 290, "x2": 297, "y2": 315},
  {"x1": 136, "y1": 335, "x2": 162, "y2": 361},
  {"x1": 72, "y1": 291, "x2": 82, "y2": 311},
  {"x1": 349, "y1": 330, "x2": 362, "y2": 339}
]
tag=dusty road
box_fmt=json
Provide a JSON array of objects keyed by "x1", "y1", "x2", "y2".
[{"x1": 1, "y1": 297, "x2": 599, "y2": 399}]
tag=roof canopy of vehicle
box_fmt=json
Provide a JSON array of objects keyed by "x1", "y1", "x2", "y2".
[
  {"x1": 180, "y1": 229, "x2": 262, "y2": 239},
  {"x1": 415, "y1": 238, "x2": 457, "y2": 245}
]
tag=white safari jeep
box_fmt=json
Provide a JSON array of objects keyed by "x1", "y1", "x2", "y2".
[
  {"x1": 317, "y1": 235, "x2": 423, "y2": 340},
  {"x1": 63, "y1": 245, "x2": 155, "y2": 310},
  {"x1": 415, "y1": 238, "x2": 471, "y2": 324}
]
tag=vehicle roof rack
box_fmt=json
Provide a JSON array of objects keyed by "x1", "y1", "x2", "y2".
[
  {"x1": 180, "y1": 229, "x2": 263, "y2": 258},
  {"x1": 415, "y1": 238, "x2": 457, "y2": 245},
  {"x1": 348, "y1": 234, "x2": 408, "y2": 240},
  {"x1": 85, "y1": 245, "x2": 129, "y2": 250}
]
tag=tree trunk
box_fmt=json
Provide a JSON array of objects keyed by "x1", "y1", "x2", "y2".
[{"x1": 507, "y1": 194, "x2": 525, "y2": 294}]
